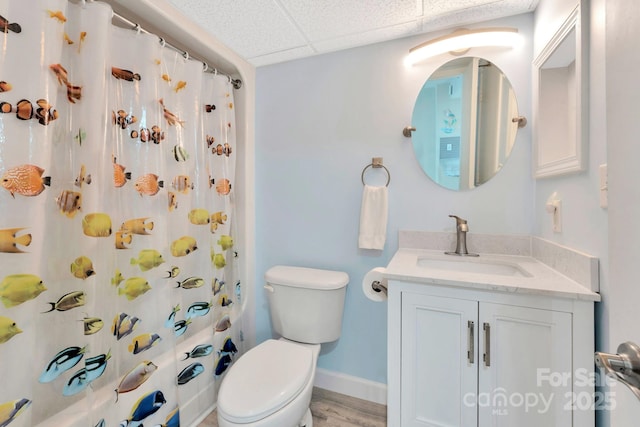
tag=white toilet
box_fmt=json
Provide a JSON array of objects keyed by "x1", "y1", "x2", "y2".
[{"x1": 217, "y1": 265, "x2": 349, "y2": 427}]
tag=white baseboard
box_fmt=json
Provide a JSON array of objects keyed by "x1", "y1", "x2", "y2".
[{"x1": 314, "y1": 368, "x2": 387, "y2": 405}]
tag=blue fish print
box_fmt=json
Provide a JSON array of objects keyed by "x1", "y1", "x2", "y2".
[
  {"x1": 63, "y1": 350, "x2": 111, "y2": 396},
  {"x1": 221, "y1": 337, "x2": 238, "y2": 355},
  {"x1": 174, "y1": 319, "x2": 191, "y2": 337},
  {"x1": 39, "y1": 346, "x2": 86, "y2": 383},
  {"x1": 185, "y1": 301, "x2": 212, "y2": 320},
  {"x1": 127, "y1": 390, "x2": 166, "y2": 423},
  {"x1": 235, "y1": 280, "x2": 241, "y2": 302},
  {"x1": 214, "y1": 354, "x2": 232, "y2": 376},
  {"x1": 95, "y1": 419, "x2": 105, "y2": 427},
  {"x1": 164, "y1": 304, "x2": 180, "y2": 328},
  {"x1": 182, "y1": 343, "x2": 213, "y2": 360},
  {"x1": 177, "y1": 362, "x2": 204, "y2": 385}
]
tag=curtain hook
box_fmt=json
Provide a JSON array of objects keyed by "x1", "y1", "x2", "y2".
[
  {"x1": 134, "y1": 23, "x2": 141, "y2": 35},
  {"x1": 159, "y1": 37, "x2": 166, "y2": 48},
  {"x1": 202, "y1": 62, "x2": 209, "y2": 72},
  {"x1": 183, "y1": 51, "x2": 189, "y2": 61}
]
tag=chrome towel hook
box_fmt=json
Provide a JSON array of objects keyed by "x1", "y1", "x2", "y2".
[{"x1": 361, "y1": 157, "x2": 390, "y2": 187}]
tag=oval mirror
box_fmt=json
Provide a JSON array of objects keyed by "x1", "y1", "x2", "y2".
[{"x1": 411, "y1": 57, "x2": 521, "y2": 191}]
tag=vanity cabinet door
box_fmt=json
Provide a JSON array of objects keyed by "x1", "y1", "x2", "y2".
[
  {"x1": 477, "y1": 303, "x2": 572, "y2": 427},
  {"x1": 401, "y1": 293, "x2": 478, "y2": 427}
]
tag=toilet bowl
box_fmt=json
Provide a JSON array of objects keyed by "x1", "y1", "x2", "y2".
[
  {"x1": 217, "y1": 339, "x2": 320, "y2": 427},
  {"x1": 217, "y1": 265, "x2": 349, "y2": 427}
]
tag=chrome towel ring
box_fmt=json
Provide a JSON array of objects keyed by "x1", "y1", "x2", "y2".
[{"x1": 361, "y1": 157, "x2": 390, "y2": 187}]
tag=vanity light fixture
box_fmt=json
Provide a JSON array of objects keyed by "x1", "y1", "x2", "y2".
[{"x1": 405, "y1": 27, "x2": 520, "y2": 66}]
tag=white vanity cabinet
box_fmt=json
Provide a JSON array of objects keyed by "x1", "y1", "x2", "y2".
[{"x1": 387, "y1": 280, "x2": 596, "y2": 427}]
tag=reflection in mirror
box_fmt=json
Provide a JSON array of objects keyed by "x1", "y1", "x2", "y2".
[{"x1": 411, "y1": 57, "x2": 520, "y2": 191}]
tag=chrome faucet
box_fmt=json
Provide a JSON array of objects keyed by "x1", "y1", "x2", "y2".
[{"x1": 445, "y1": 215, "x2": 479, "y2": 257}]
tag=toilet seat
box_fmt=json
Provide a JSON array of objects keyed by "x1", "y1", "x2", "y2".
[{"x1": 217, "y1": 339, "x2": 314, "y2": 424}]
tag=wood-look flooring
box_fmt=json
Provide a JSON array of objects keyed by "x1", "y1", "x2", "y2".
[{"x1": 198, "y1": 387, "x2": 387, "y2": 427}]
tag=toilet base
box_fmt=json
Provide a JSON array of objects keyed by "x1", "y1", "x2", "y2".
[{"x1": 298, "y1": 408, "x2": 313, "y2": 427}]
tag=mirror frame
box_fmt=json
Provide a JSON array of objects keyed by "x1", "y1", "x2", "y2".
[{"x1": 532, "y1": 4, "x2": 588, "y2": 178}]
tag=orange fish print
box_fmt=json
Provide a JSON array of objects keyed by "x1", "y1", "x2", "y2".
[
  {"x1": 162, "y1": 74, "x2": 171, "y2": 83},
  {"x1": 115, "y1": 230, "x2": 133, "y2": 249},
  {"x1": 0, "y1": 14, "x2": 21, "y2": 33},
  {"x1": 0, "y1": 81, "x2": 12, "y2": 92},
  {"x1": 64, "y1": 32, "x2": 74, "y2": 44},
  {"x1": 66, "y1": 84, "x2": 82, "y2": 104},
  {"x1": 74, "y1": 165, "x2": 91, "y2": 187},
  {"x1": 205, "y1": 104, "x2": 216, "y2": 112},
  {"x1": 113, "y1": 160, "x2": 131, "y2": 188},
  {"x1": 78, "y1": 31, "x2": 87, "y2": 53},
  {"x1": 1, "y1": 164, "x2": 51, "y2": 198},
  {"x1": 47, "y1": 10, "x2": 67, "y2": 23},
  {"x1": 171, "y1": 175, "x2": 193, "y2": 194},
  {"x1": 49, "y1": 64, "x2": 68, "y2": 86},
  {"x1": 135, "y1": 174, "x2": 163, "y2": 196},
  {"x1": 174, "y1": 81, "x2": 187, "y2": 93},
  {"x1": 0, "y1": 228, "x2": 32, "y2": 253},
  {"x1": 215, "y1": 179, "x2": 231, "y2": 196},
  {"x1": 112, "y1": 67, "x2": 141, "y2": 82},
  {"x1": 158, "y1": 98, "x2": 184, "y2": 127},
  {"x1": 35, "y1": 99, "x2": 59, "y2": 126}
]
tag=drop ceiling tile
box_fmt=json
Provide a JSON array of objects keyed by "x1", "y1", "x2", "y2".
[
  {"x1": 278, "y1": 0, "x2": 418, "y2": 41},
  {"x1": 312, "y1": 21, "x2": 421, "y2": 55},
  {"x1": 421, "y1": 0, "x2": 538, "y2": 31},
  {"x1": 249, "y1": 45, "x2": 317, "y2": 67},
  {"x1": 166, "y1": 0, "x2": 307, "y2": 59}
]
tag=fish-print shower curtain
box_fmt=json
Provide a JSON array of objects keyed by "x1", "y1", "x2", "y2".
[{"x1": 0, "y1": 1, "x2": 244, "y2": 426}]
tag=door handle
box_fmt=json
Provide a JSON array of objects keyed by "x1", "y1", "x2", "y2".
[
  {"x1": 595, "y1": 342, "x2": 640, "y2": 401},
  {"x1": 483, "y1": 322, "x2": 491, "y2": 367},
  {"x1": 467, "y1": 320, "x2": 475, "y2": 364}
]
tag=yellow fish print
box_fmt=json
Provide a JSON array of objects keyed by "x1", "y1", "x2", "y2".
[
  {"x1": 211, "y1": 250, "x2": 226, "y2": 269},
  {"x1": 115, "y1": 230, "x2": 133, "y2": 249},
  {"x1": 70, "y1": 256, "x2": 95, "y2": 279},
  {"x1": 78, "y1": 31, "x2": 87, "y2": 53},
  {"x1": 82, "y1": 213, "x2": 112, "y2": 237},
  {"x1": 111, "y1": 269, "x2": 124, "y2": 286},
  {"x1": 171, "y1": 175, "x2": 193, "y2": 194},
  {"x1": 56, "y1": 190, "x2": 82, "y2": 218},
  {"x1": 0, "y1": 274, "x2": 46, "y2": 308},
  {"x1": 83, "y1": 316, "x2": 103, "y2": 335},
  {"x1": 1, "y1": 164, "x2": 51, "y2": 197},
  {"x1": 44, "y1": 291, "x2": 85, "y2": 312},
  {"x1": 128, "y1": 334, "x2": 161, "y2": 355},
  {"x1": 162, "y1": 74, "x2": 171, "y2": 83},
  {"x1": 217, "y1": 235, "x2": 233, "y2": 251},
  {"x1": 165, "y1": 266, "x2": 180, "y2": 278},
  {"x1": 0, "y1": 398, "x2": 31, "y2": 426},
  {"x1": 135, "y1": 173, "x2": 163, "y2": 196},
  {"x1": 170, "y1": 236, "x2": 198, "y2": 257},
  {"x1": 63, "y1": 32, "x2": 74, "y2": 44},
  {"x1": 130, "y1": 249, "x2": 165, "y2": 271},
  {"x1": 112, "y1": 312, "x2": 140, "y2": 340},
  {"x1": 0, "y1": 316, "x2": 22, "y2": 343},
  {"x1": 121, "y1": 217, "x2": 153, "y2": 235},
  {"x1": 0, "y1": 227, "x2": 32, "y2": 253},
  {"x1": 188, "y1": 208, "x2": 210, "y2": 225},
  {"x1": 174, "y1": 80, "x2": 187, "y2": 93},
  {"x1": 118, "y1": 277, "x2": 151, "y2": 301}
]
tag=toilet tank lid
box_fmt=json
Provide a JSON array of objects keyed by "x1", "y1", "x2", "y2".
[{"x1": 265, "y1": 265, "x2": 349, "y2": 290}]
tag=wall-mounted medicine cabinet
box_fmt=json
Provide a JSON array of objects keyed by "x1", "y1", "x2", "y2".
[{"x1": 533, "y1": 5, "x2": 588, "y2": 178}]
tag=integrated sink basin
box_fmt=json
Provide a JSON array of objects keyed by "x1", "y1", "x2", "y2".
[{"x1": 417, "y1": 257, "x2": 532, "y2": 277}]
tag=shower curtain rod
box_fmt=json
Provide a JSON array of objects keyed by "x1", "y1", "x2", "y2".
[{"x1": 110, "y1": 9, "x2": 242, "y2": 89}]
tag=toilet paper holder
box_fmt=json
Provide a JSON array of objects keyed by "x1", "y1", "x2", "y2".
[
  {"x1": 371, "y1": 280, "x2": 387, "y2": 295},
  {"x1": 595, "y1": 341, "x2": 640, "y2": 400}
]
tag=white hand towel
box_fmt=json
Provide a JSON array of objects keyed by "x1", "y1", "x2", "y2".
[{"x1": 358, "y1": 185, "x2": 388, "y2": 250}]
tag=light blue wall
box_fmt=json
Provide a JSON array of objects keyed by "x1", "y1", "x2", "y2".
[{"x1": 255, "y1": 14, "x2": 534, "y2": 384}]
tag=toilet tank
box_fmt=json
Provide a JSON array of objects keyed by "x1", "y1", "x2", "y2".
[{"x1": 264, "y1": 265, "x2": 349, "y2": 344}]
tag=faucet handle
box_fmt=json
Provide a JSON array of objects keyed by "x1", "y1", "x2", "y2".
[{"x1": 449, "y1": 215, "x2": 468, "y2": 226}]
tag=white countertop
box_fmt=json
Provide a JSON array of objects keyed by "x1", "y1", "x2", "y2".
[{"x1": 384, "y1": 248, "x2": 601, "y2": 302}]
